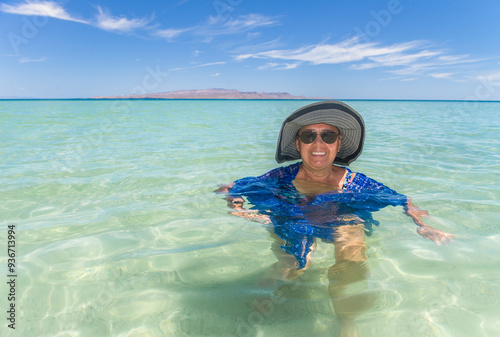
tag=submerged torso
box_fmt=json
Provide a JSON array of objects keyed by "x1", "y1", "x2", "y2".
[{"x1": 229, "y1": 162, "x2": 408, "y2": 268}]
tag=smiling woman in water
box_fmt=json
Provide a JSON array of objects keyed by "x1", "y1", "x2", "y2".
[{"x1": 217, "y1": 100, "x2": 454, "y2": 336}]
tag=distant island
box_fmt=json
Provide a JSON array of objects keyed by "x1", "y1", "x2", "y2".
[{"x1": 92, "y1": 88, "x2": 330, "y2": 100}]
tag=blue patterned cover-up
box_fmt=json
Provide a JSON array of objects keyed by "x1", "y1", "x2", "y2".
[{"x1": 228, "y1": 162, "x2": 408, "y2": 269}]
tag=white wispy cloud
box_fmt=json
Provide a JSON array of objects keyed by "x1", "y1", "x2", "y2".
[
  {"x1": 19, "y1": 56, "x2": 46, "y2": 63},
  {"x1": 0, "y1": 0, "x2": 88, "y2": 23},
  {"x1": 212, "y1": 13, "x2": 278, "y2": 35},
  {"x1": 154, "y1": 28, "x2": 192, "y2": 40},
  {"x1": 258, "y1": 62, "x2": 299, "y2": 70},
  {"x1": 230, "y1": 37, "x2": 284, "y2": 56},
  {"x1": 430, "y1": 73, "x2": 454, "y2": 79},
  {"x1": 476, "y1": 72, "x2": 500, "y2": 85},
  {"x1": 354, "y1": 49, "x2": 442, "y2": 69},
  {"x1": 169, "y1": 61, "x2": 226, "y2": 72},
  {"x1": 94, "y1": 5, "x2": 152, "y2": 32},
  {"x1": 0, "y1": 1, "x2": 152, "y2": 33},
  {"x1": 236, "y1": 37, "x2": 480, "y2": 79},
  {"x1": 1, "y1": 2, "x2": 277, "y2": 41},
  {"x1": 236, "y1": 38, "x2": 418, "y2": 64},
  {"x1": 438, "y1": 55, "x2": 469, "y2": 62},
  {"x1": 155, "y1": 14, "x2": 279, "y2": 41}
]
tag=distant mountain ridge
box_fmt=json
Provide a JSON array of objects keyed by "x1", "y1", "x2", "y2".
[{"x1": 92, "y1": 88, "x2": 330, "y2": 100}]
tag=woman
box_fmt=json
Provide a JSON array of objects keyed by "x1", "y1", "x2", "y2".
[{"x1": 217, "y1": 100, "x2": 453, "y2": 336}]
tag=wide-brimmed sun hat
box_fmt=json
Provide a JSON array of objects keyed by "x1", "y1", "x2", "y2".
[{"x1": 275, "y1": 100, "x2": 365, "y2": 166}]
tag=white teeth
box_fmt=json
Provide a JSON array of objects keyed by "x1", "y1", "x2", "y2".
[{"x1": 312, "y1": 152, "x2": 326, "y2": 155}]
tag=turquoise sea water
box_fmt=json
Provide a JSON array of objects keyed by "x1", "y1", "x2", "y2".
[{"x1": 1, "y1": 99, "x2": 499, "y2": 337}]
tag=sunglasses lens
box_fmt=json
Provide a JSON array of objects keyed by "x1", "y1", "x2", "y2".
[
  {"x1": 299, "y1": 131, "x2": 316, "y2": 144},
  {"x1": 299, "y1": 130, "x2": 339, "y2": 144},
  {"x1": 321, "y1": 131, "x2": 338, "y2": 144}
]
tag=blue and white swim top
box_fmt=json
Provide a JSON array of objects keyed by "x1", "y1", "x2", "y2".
[{"x1": 229, "y1": 162, "x2": 408, "y2": 269}]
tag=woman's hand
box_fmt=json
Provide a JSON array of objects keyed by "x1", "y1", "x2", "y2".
[
  {"x1": 404, "y1": 198, "x2": 455, "y2": 245},
  {"x1": 230, "y1": 210, "x2": 272, "y2": 224},
  {"x1": 416, "y1": 225, "x2": 455, "y2": 246},
  {"x1": 214, "y1": 183, "x2": 234, "y2": 194},
  {"x1": 216, "y1": 183, "x2": 271, "y2": 224}
]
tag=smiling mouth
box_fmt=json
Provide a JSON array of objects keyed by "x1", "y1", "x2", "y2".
[{"x1": 311, "y1": 152, "x2": 327, "y2": 156}]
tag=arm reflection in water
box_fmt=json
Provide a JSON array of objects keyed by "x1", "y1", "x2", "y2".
[{"x1": 216, "y1": 101, "x2": 453, "y2": 336}]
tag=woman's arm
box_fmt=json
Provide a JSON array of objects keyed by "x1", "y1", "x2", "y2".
[
  {"x1": 215, "y1": 184, "x2": 271, "y2": 224},
  {"x1": 404, "y1": 198, "x2": 454, "y2": 245}
]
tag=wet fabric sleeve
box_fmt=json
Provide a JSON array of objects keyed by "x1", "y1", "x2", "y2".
[
  {"x1": 345, "y1": 172, "x2": 408, "y2": 207},
  {"x1": 229, "y1": 163, "x2": 300, "y2": 197}
]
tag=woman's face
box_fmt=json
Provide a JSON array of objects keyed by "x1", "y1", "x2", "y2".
[{"x1": 295, "y1": 123, "x2": 342, "y2": 170}]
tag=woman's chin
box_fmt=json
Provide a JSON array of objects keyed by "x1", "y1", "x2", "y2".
[{"x1": 306, "y1": 157, "x2": 332, "y2": 168}]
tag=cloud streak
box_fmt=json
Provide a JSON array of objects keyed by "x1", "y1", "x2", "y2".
[
  {"x1": 429, "y1": 73, "x2": 454, "y2": 79},
  {"x1": 1, "y1": 1, "x2": 277, "y2": 41},
  {"x1": 155, "y1": 28, "x2": 192, "y2": 40},
  {"x1": 0, "y1": 1, "x2": 151, "y2": 32},
  {"x1": 235, "y1": 37, "x2": 480, "y2": 79},
  {"x1": 169, "y1": 61, "x2": 226, "y2": 72},
  {"x1": 477, "y1": 72, "x2": 500, "y2": 85},
  {"x1": 0, "y1": 0, "x2": 88, "y2": 23},
  {"x1": 258, "y1": 62, "x2": 299, "y2": 70},
  {"x1": 155, "y1": 14, "x2": 279, "y2": 41},
  {"x1": 236, "y1": 37, "x2": 419, "y2": 64},
  {"x1": 19, "y1": 56, "x2": 47, "y2": 63},
  {"x1": 94, "y1": 5, "x2": 152, "y2": 32},
  {"x1": 206, "y1": 13, "x2": 278, "y2": 35}
]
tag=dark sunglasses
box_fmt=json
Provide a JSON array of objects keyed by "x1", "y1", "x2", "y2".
[{"x1": 298, "y1": 130, "x2": 339, "y2": 144}]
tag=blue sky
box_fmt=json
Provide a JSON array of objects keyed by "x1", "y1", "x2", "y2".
[{"x1": 1, "y1": 0, "x2": 499, "y2": 99}]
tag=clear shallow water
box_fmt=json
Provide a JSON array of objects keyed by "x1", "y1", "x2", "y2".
[{"x1": 0, "y1": 99, "x2": 499, "y2": 337}]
